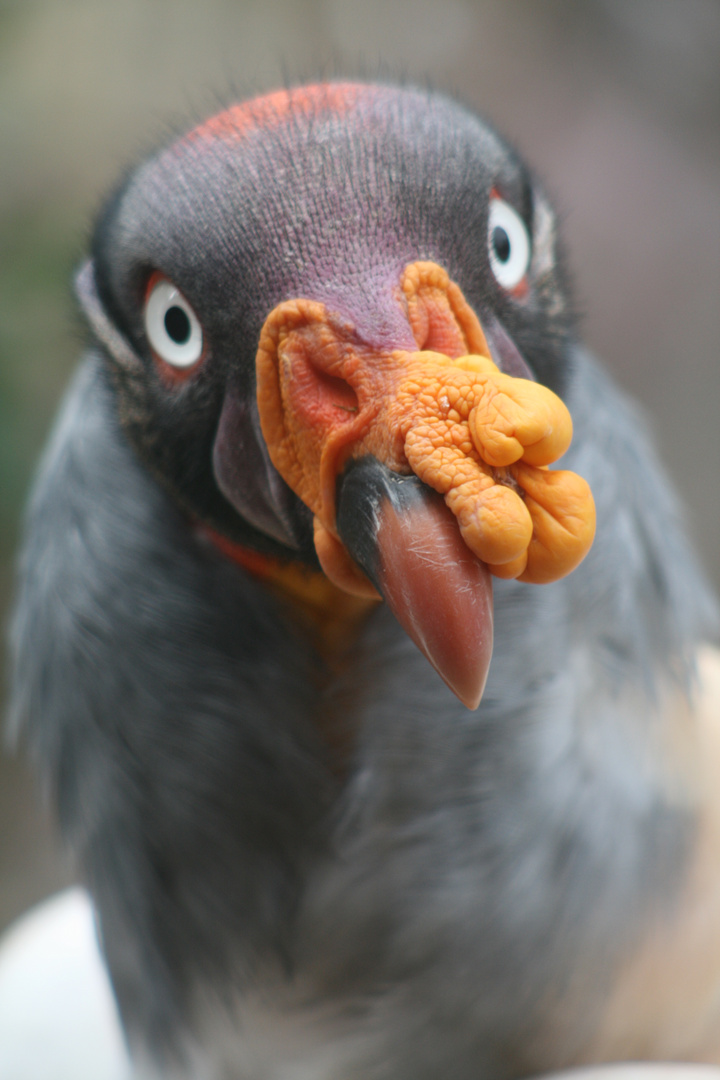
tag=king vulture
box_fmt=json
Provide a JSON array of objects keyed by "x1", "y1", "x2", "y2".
[{"x1": 7, "y1": 82, "x2": 720, "y2": 1079}]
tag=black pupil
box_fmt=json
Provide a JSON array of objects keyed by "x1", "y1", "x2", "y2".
[
  {"x1": 164, "y1": 305, "x2": 191, "y2": 345},
  {"x1": 492, "y1": 226, "x2": 511, "y2": 263}
]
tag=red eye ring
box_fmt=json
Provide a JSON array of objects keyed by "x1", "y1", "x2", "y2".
[
  {"x1": 488, "y1": 191, "x2": 531, "y2": 297},
  {"x1": 144, "y1": 271, "x2": 205, "y2": 383}
]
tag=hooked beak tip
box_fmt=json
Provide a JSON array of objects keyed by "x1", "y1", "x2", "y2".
[{"x1": 335, "y1": 458, "x2": 494, "y2": 709}]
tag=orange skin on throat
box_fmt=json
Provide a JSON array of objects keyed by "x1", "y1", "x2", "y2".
[{"x1": 255, "y1": 261, "x2": 596, "y2": 593}]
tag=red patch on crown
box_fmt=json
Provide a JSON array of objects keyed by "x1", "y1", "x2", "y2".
[{"x1": 185, "y1": 83, "x2": 372, "y2": 145}]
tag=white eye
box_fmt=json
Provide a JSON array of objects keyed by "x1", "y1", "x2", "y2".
[
  {"x1": 144, "y1": 277, "x2": 203, "y2": 368},
  {"x1": 488, "y1": 197, "x2": 531, "y2": 291}
]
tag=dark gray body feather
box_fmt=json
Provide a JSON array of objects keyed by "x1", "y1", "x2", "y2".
[{"x1": 9, "y1": 335, "x2": 716, "y2": 1077}]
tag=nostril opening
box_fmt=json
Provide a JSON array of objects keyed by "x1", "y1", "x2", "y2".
[{"x1": 316, "y1": 370, "x2": 359, "y2": 414}]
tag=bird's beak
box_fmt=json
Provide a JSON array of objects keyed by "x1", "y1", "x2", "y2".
[
  {"x1": 255, "y1": 261, "x2": 595, "y2": 708},
  {"x1": 332, "y1": 457, "x2": 494, "y2": 709}
]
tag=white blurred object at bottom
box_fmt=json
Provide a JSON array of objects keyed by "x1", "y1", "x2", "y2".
[{"x1": 0, "y1": 888, "x2": 131, "y2": 1080}]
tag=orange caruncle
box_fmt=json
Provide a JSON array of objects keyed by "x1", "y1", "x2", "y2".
[
  {"x1": 256, "y1": 265, "x2": 596, "y2": 593},
  {"x1": 367, "y1": 350, "x2": 595, "y2": 584}
]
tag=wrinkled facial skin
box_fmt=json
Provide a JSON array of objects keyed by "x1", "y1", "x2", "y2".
[{"x1": 88, "y1": 84, "x2": 573, "y2": 561}]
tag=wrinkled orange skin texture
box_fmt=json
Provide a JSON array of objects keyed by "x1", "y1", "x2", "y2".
[{"x1": 256, "y1": 262, "x2": 596, "y2": 588}]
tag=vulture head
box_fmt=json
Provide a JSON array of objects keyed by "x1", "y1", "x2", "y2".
[{"x1": 77, "y1": 82, "x2": 594, "y2": 709}]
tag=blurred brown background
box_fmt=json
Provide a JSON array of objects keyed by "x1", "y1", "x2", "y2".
[{"x1": 1, "y1": 0, "x2": 719, "y2": 935}]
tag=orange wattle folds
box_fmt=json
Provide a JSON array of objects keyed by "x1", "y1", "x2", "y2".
[{"x1": 255, "y1": 262, "x2": 596, "y2": 589}]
